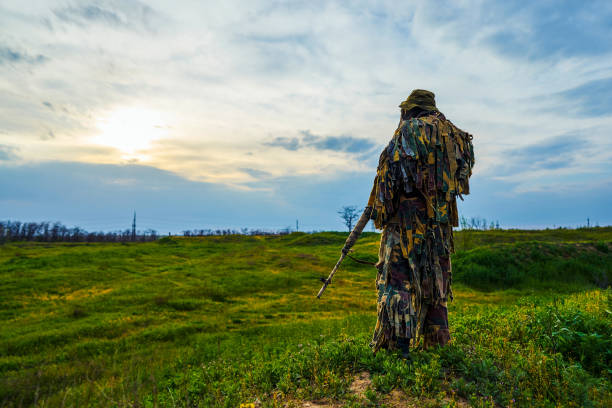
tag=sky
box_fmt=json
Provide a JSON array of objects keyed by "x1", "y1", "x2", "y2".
[{"x1": 1, "y1": 0, "x2": 611, "y2": 233}]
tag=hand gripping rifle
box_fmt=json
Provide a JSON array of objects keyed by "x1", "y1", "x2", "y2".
[{"x1": 316, "y1": 206, "x2": 373, "y2": 299}]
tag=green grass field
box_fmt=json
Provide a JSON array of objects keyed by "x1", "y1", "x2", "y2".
[{"x1": 1, "y1": 228, "x2": 611, "y2": 407}]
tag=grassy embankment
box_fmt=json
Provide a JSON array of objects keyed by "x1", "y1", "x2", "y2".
[{"x1": 0, "y1": 227, "x2": 611, "y2": 407}]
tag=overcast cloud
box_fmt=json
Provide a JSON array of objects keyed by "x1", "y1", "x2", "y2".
[{"x1": 1, "y1": 0, "x2": 611, "y2": 230}]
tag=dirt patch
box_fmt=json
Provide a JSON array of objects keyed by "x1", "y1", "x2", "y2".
[
  {"x1": 386, "y1": 390, "x2": 418, "y2": 407},
  {"x1": 383, "y1": 389, "x2": 470, "y2": 407},
  {"x1": 298, "y1": 401, "x2": 335, "y2": 408},
  {"x1": 280, "y1": 370, "x2": 471, "y2": 408},
  {"x1": 349, "y1": 371, "x2": 372, "y2": 400},
  {"x1": 278, "y1": 399, "x2": 338, "y2": 408}
]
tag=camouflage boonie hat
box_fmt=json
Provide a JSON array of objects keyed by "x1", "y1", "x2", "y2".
[{"x1": 399, "y1": 89, "x2": 437, "y2": 111}]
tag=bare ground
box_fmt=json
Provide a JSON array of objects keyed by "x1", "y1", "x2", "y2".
[{"x1": 274, "y1": 371, "x2": 470, "y2": 408}]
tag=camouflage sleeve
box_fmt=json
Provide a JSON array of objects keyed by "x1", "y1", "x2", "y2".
[
  {"x1": 367, "y1": 148, "x2": 395, "y2": 229},
  {"x1": 368, "y1": 120, "x2": 423, "y2": 229},
  {"x1": 453, "y1": 128, "x2": 475, "y2": 196}
]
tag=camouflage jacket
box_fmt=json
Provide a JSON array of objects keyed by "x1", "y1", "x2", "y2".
[{"x1": 367, "y1": 111, "x2": 475, "y2": 302}]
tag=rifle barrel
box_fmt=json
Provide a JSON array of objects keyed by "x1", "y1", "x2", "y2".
[
  {"x1": 316, "y1": 252, "x2": 346, "y2": 298},
  {"x1": 316, "y1": 206, "x2": 373, "y2": 299}
]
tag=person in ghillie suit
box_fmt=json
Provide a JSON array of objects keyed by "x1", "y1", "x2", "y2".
[{"x1": 366, "y1": 89, "x2": 475, "y2": 355}]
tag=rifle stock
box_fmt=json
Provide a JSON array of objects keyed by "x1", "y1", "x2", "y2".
[{"x1": 316, "y1": 206, "x2": 373, "y2": 299}]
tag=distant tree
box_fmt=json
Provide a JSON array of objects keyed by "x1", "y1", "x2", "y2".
[
  {"x1": 41, "y1": 222, "x2": 50, "y2": 241},
  {"x1": 50, "y1": 222, "x2": 60, "y2": 241},
  {"x1": 338, "y1": 205, "x2": 359, "y2": 231}
]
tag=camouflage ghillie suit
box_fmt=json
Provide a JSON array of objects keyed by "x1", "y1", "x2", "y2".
[{"x1": 366, "y1": 90, "x2": 475, "y2": 353}]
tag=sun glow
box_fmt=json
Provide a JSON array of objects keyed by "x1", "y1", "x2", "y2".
[{"x1": 92, "y1": 107, "x2": 169, "y2": 157}]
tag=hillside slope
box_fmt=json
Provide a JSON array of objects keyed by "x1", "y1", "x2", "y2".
[{"x1": 0, "y1": 229, "x2": 610, "y2": 406}]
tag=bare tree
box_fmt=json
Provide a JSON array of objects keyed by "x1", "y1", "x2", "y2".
[{"x1": 337, "y1": 205, "x2": 360, "y2": 231}]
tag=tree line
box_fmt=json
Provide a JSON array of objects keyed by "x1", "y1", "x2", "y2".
[
  {"x1": 0, "y1": 220, "x2": 159, "y2": 243},
  {"x1": 182, "y1": 227, "x2": 295, "y2": 237},
  {"x1": 0, "y1": 221, "x2": 304, "y2": 243},
  {"x1": 459, "y1": 216, "x2": 501, "y2": 230},
  {"x1": 0, "y1": 214, "x2": 516, "y2": 244}
]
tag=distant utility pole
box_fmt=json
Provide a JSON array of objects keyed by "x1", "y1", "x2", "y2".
[
  {"x1": 296, "y1": 219, "x2": 299, "y2": 232},
  {"x1": 131, "y1": 211, "x2": 136, "y2": 241}
]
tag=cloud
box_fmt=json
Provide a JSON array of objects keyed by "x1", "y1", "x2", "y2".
[
  {"x1": 263, "y1": 130, "x2": 376, "y2": 154},
  {"x1": 556, "y1": 77, "x2": 612, "y2": 117},
  {"x1": 301, "y1": 130, "x2": 376, "y2": 153},
  {"x1": 0, "y1": 145, "x2": 19, "y2": 161},
  {"x1": 54, "y1": 4, "x2": 122, "y2": 26},
  {"x1": 2, "y1": 161, "x2": 610, "y2": 232},
  {"x1": 508, "y1": 134, "x2": 577, "y2": 171},
  {"x1": 0, "y1": 161, "x2": 360, "y2": 231},
  {"x1": 488, "y1": 131, "x2": 612, "y2": 195},
  {"x1": 0, "y1": 46, "x2": 48, "y2": 65},
  {"x1": 239, "y1": 32, "x2": 322, "y2": 75},
  {"x1": 52, "y1": 0, "x2": 162, "y2": 32},
  {"x1": 41, "y1": 130, "x2": 55, "y2": 140},
  {"x1": 421, "y1": 1, "x2": 612, "y2": 62},
  {"x1": 483, "y1": 1, "x2": 612, "y2": 60},
  {"x1": 262, "y1": 136, "x2": 300, "y2": 151},
  {"x1": 0, "y1": 1, "x2": 611, "y2": 228},
  {"x1": 239, "y1": 167, "x2": 272, "y2": 180}
]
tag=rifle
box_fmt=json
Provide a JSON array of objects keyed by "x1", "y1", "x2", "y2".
[{"x1": 316, "y1": 206, "x2": 374, "y2": 299}]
